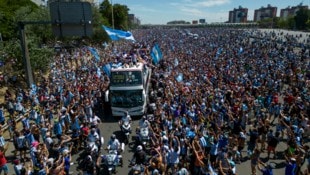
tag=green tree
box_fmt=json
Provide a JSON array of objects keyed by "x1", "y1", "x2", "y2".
[
  {"x1": 99, "y1": 0, "x2": 129, "y2": 30},
  {"x1": 258, "y1": 18, "x2": 274, "y2": 28},
  {"x1": 0, "y1": 2, "x2": 54, "y2": 81},
  {"x1": 91, "y1": 5, "x2": 110, "y2": 42},
  {"x1": 306, "y1": 19, "x2": 310, "y2": 30},
  {"x1": 12, "y1": 6, "x2": 53, "y2": 74},
  {"x1": 294, "y1": 8, "x2": 310, "y2": 30},
  {"x1": 0, "y1": 0, "x2": 38, "y2": 40},
  {"x1": 287, "y1": 16, "x2": 296, "y2": 29},
  {"x1": 99, "y1": 0, "x2": 113, "y2": 26},
  {"x1": 277, "y1": 18, "x2": 289, "y2": 29},
  {"x1": 113, "y1": 4, "x2": 129, "y2": 30}
]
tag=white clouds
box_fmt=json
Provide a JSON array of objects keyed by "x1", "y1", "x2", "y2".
[
  {"x1": 170, "y1": 0, "x2": 231, "y2": 17},
  {"x1": 204, "y1": 11, "x2": 228, "y2": 22},
  {"x1": 179, "y1": 7, "x2": 204, "y2": 17},
  {"x1": 129, "y1": 4, "x2": 159, "y2": 13},
  {"x1": 191, "y1": 0, "x2": 231, "y2": 8},
  {"x1": 124, "y1": 0, "x2": 233, "y2": 24},
  {"x1": 172, "y1": 0, "x2": 231, "y2": 8},
  {"x1": 168, "y1": 0, "x2": 231, "y2": 21}
]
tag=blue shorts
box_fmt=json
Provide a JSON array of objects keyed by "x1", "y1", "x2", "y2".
[{"x1": 0, "y1": 164, "x2": 8, "y2": 174}]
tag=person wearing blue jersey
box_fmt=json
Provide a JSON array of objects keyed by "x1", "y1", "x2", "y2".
[{"x1": 258, "y1": 161, "x2": 274, "y2": 175}]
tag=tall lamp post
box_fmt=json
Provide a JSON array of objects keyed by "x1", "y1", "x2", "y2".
[{"x1": 111, "y1": 0, "x2": 114, "y2": 29}]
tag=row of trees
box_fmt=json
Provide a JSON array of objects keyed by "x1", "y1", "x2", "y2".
[
  {"x1": 0, "y1": 0, "x2": 132, "y2": 82},
  {"x1": 258, "y1": 8, "x2": 310, "y2": 30}
]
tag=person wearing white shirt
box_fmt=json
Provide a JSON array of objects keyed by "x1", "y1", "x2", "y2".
[
  {"x1": 120, "y1": 112, "x2": 132, "y2": 125},
  {"x1": 138, "y1": 116, "x2": 150, "y2": 129},
  {"x1": 107, "y1": 134, "x2": 120, "y2": 151},
  {"x1": 89, "y1": 114, "x2": 101, "y2": 128}
]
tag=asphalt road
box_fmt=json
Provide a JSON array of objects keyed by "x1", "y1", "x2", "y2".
[{"x1": 3, "y1": 99, "x2": 309, "y2": 175}]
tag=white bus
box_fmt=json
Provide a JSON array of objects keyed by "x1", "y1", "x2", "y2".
[{"x1": 105, "y1": 62, "x2": 152, "y2": 116}]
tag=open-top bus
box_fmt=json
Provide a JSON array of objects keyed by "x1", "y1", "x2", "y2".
[{"x1": 105, "y1": 62, "x2": 151, "y2": 116}]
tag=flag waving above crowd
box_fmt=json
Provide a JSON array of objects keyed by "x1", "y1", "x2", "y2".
[
  {"x1": 102, "y1": 25, "x2": 135, "y2": 41},
  {"x1": 150, "y1": 43, "x2": 163, "y2": 65},
  {"x1": 87, "y1": 46, "x2": 100, "y2": 62}
]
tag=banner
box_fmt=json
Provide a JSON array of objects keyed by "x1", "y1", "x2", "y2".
[
  {"x1": 151, "y1": 44, "x2": 163, "y2": 65},
  {"x1": 102, "y1": 25, "x2": 135, "y2": 41}
]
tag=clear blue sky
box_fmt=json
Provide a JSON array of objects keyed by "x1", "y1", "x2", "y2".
[{"x1": 101, "y1": 0, "x2": 310, "y2": 24}]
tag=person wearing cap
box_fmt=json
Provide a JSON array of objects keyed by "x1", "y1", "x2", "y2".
[
  {"x1": 119, "y1": 111, "x2": 132, "y2": 130},
  {"x1": 13, "y1": 159, "x2": 26, "y2": 175},
  {"x1": 257, "y1": 160, "x2": 274, "y2": 175},
  {"x1": 139, "y1": 115, "x2": 150, "y2": 129},
  {"x1": 130, "y1": 145, "x2": 147, "y2": 165}
]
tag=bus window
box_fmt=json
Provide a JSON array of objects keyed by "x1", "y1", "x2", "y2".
[{"x1": 110, "y1": 90, "x2": 143, "y2": 107}]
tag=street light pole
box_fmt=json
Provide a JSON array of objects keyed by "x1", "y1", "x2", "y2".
[{"x1": 111, "y1": 0, "x2": 115, "y2": 29}]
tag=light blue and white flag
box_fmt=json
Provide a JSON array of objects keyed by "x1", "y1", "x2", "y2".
[
  {"x1": 102, "y1": 63, "x2": 112, "y2": 77},
  {"x1": 238, "y1": 47, "x2": 244, "y2": 55},
  {"x1": 102, "y1": 25, "x2": 135, "y2": 41},
  {"x1": 151, "y1": 44, "x2": 163, "y2": 65},
  {"x1": 175, "y1": 73, "x2": 183, "y2": 82},
  {"x1": 216, "y1": 47, "x2": 223, "y2": 58},
  {"x1": 174, "y1": 58, "x2": 179, "y2": 67},
  {"x1": 97, "y1": 67, "x2": 101, "y2": 78},
  {"x1": 30, "y1": 84, "x2": 37, "y2": 96},
  {"x1": 87, "y1": 47, "x2": 100, "y2": 62}
]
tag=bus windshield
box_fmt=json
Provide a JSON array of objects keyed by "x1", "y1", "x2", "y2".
[
  {"x1": 110, "y1": 90, "x2": 143, "y2": 107},
  {"x1": 110, "y1": 71, "x2": 142, "y2": 86}
]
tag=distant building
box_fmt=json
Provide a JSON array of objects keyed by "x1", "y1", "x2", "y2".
[
  {"x1": 199, "y1": 19, "x2": 206, "y2": 24},
  {"x1": 128, "y1": 14, "x2": 141, "y2": 26},
  {"x1": 192, "y1": 20, "x2": 198, "y2": 24},
  {"x1": 280, "y1": 3, "x2": 309, "y2": 19},
  {"x1": 254, "y1": 4, "x2": 277, "y2": 22},
  {"x1": 228, "y1": 6, "x2": 248, "y2": 23}
]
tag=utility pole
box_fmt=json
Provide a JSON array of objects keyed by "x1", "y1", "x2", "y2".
[
  {"x1": 18, "y1": 21, "x2": 53, "y2": 87},
  {"x1": 111, "y1": 0, "x2": 115, "y2": 29},
  {"x1": 18, "y1": 22, "x2": 34, "y2": 87}
]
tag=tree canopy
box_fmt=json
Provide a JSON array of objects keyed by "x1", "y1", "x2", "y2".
[{"x1": 99, "y1": 0, "x2": 130, "y2": 30}]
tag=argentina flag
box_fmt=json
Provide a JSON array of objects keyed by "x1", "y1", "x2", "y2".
[
  {"x1": 102, "y1": 25, "x2": 135, "y2": 41},
  {"x1": 87, "y1": 47, "x2": 100, "y2": 62},
  {"x1": 102, "y1": 63, "x2": 112, "y2": 77},
  {"x1": 151, "y1": 44, "x2": 163, "y2": 65}
]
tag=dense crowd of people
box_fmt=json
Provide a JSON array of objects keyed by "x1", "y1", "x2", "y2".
[{"x1": 0, "y1": 27, "x2": 309, "y2": 175}]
